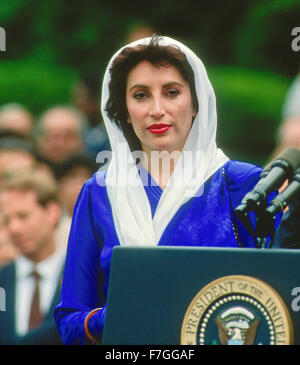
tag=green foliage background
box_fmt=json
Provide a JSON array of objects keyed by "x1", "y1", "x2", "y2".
[{"x1": 0, "y1": 0, "x2": 299, "y2": 165}]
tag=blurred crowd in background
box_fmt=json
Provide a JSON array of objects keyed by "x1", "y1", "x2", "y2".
[
  {"x1": 0, "y1": 0, "x2": 299, "y2": 344},
  {"x1": 0, "y1": 80, "x2": 103, "y2": 268}
]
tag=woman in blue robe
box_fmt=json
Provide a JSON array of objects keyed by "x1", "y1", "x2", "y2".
[{"x1": 54, "y1": 35, "x2": 275, "y2": 344}]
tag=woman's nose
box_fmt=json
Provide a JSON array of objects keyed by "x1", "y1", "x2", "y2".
[{"x1": 149, "y1": 97, "x2": 165, "y2": 119}]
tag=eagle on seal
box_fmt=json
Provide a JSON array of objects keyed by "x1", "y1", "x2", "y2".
[{"x1": 215, "y1": 317, "x2": 260, "y2": 345}]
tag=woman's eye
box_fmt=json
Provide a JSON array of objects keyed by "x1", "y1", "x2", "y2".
[
  {"x1": 166, "y1": 89, "x2": 180, "y2": 97},
  {"x1": 134, "y1": 91, "x2": 147, "y2": 99}
]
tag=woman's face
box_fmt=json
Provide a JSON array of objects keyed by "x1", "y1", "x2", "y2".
[{"x1": 126, "y1": 60, "x2": 195, "y2": 154}]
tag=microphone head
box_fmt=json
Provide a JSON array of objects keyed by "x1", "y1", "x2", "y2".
[{"x1": 272, "y1": 147, "x2": 300, "y2": 171}]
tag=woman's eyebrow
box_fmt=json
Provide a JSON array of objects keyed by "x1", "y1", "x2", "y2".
[
  {"x1": 128, "y1": 84, "x2": 148, "y2": 92},
  {"x1": 129, "y1": 81, "x2": 185, "y2": 92},
  {"x1": 163, "y1": 81, "x2": 185, "y2": 88}
]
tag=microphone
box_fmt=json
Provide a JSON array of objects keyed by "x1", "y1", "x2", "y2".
[
  {"x1": 235, "y1": 147, "x2": 300, "y2": 218},
  {"x1": 266, "y1": 167, "x2": 300, "y2": 216}
]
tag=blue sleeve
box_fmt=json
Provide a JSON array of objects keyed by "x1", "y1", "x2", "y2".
[{"x1": 54, "y1": 178, "x2": 106, "y2": 344}]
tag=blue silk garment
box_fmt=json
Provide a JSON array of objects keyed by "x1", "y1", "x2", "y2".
[{"x1": 54, "y1": 160, "x2": 273, "y2": 344}]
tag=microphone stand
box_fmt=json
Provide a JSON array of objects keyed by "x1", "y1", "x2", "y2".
[
  {"x1": 235, "y1": 200, "x2": 276, "y2": 249},
  {"x1": 235, "y1": 148, "x2": 300, "y2": 247},
  {"x1": 255, "y1": 209, "x2": 276, "y2": 248}
]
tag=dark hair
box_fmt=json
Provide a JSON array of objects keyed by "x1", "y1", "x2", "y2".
[
  {"x1": 54, "y1": 153, "x2": 97, "y2": 181},
  {"x1": 105, "y1": 35, "x2": 198, "y2": 151}
]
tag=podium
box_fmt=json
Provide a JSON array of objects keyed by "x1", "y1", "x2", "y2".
[{"x1": 102, "y1": 246, "x2": 300, "y2": 345}]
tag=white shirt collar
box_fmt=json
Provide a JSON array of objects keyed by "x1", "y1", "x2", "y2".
[{"x1": 15, "y1": 248, "x2": 65, "y2": 280}]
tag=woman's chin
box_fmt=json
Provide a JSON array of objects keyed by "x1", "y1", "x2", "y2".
[{"x1": 145, "y1": 139, "x2": 179, "y2": 154}]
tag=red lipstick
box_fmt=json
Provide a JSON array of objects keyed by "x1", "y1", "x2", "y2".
[{"x1": 147, "y1": 123, "x2": 171, "y2": 135}]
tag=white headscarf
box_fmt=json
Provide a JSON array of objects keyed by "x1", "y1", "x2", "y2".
[{"x1": 100, "y1": 36, "x2": 229, "y2": 246}]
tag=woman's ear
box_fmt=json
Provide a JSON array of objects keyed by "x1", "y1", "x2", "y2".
[{"x1": 127, "y1": 115, "x2": 131, "y2": 124}]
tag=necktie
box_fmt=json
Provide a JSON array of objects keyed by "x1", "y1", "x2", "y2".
[{"x1": 28, "y1": 270, "x2": 43, "y2": 330}]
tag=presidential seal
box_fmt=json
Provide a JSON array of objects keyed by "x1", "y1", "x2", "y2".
[{"x1": 181, "y1": 275, "x2": 293, "y2": 345}]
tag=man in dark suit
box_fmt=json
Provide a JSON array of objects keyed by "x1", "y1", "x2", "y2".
[
  {"x1": 0, "y1": 168, "x2": 65, "y2": 344},
  {"x1": 273, "y1": 195, "x2": 300, "y2": 249}
]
